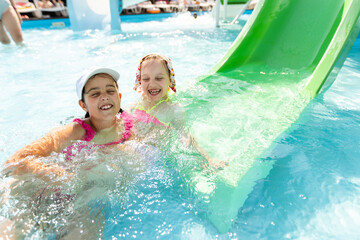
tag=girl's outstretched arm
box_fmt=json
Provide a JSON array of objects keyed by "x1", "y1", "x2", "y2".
[
  {"x1": 172, "y1": 104, "x2": 227, "y2": 168},
  {"x1": 3, "y1": 122, "x2": 84, "y2": 181}
]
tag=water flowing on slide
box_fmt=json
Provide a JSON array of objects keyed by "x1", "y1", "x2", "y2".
[{"x1": 179, "y1": 0, "x2": 360, "y2": 233}]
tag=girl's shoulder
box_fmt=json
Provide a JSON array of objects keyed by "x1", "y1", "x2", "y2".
[
  {"x1": 162, "y1": 101, "x2": 185, "y2": 116},
  {"x1": 168, "y1": 102, "x2": 186, "y2": 129},
  {"x1": 171, "y1": 102, "x2": 185, "y2": 113},
  {"x1": 71, "y1": 118, "x2": 91, "y2": 141},
  {"x1": 158, "y1": 99, "x2": 182, "y2": 110}
]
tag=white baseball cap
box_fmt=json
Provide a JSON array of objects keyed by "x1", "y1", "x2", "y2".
[{"x1": 76, "y1": 67, "x2": 120, "y2": 99}]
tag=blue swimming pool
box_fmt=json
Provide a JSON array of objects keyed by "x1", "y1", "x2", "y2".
[{"x1": 1, "y1": 11, "x2": 360, "y2": 239}]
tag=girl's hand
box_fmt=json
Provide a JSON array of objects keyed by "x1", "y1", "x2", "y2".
[
  {"x1": 206, "y1": 157, "x2": 229, "y2": 170},
  {"x1": 40, "y1": 164, "x2": 73, "y2": 183},
  {"x1": 2, "y1": 157, "x2": 73, "y2": 185}
]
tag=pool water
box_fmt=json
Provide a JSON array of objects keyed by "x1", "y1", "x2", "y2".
[{"x1": 1, "y1": 11, "x2": 360, "y2": 239}]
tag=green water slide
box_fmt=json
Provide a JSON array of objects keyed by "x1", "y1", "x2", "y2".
[
  {"x1": 212, "y1": 0, "x2": 360, "y2": 96},
  {"x1": 181, "y1": 0, "x2": 360, "y2": 233}
]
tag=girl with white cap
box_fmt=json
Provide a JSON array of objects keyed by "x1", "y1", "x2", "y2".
[{"x1": 3, "y1": 67, "x2": 134, "y2": 181}]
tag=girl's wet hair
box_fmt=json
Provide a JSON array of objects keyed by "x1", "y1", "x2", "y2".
[{"x1": 81, "y1": 73, "x2": 122, "y2": 118}]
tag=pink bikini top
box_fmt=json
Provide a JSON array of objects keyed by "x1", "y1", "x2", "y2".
[
  {"x1": 133, "y1": 109, "x2": 170, "y2": 128},
  {"x1": 62, "y1": 111, "x2": 133, "y2": 161},
  {"x1": 133, "y1": 98, "x2": 171, "y2": 128}
]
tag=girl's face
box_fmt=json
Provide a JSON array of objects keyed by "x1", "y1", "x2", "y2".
[
  {"x1": 140, "y1": 59, "x2": 170, "y2": 103},
  {"x1": 80, "y1": 74, "x2": 121, "y2": 120}
]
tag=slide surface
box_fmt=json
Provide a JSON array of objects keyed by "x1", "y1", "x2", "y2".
[{"x1": 179, "y1": 0, "x2": 360, "y2": 233}]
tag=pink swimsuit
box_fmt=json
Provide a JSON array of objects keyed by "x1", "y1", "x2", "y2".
[
  {"x1": 62, "y1": 111, "x2": 133, "y2": 161},
  {"x1": 132, "y1": 98, "x2": 171, "y2": 128},
  {"x1": 35, "y1": 112, "x2": 134, "y2": 205},
  {"x1": 133, "y1": 108, "x2": 170, "y2": 128}
]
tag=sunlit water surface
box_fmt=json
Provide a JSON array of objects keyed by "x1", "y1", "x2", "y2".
[{"x1": 0, "y1": 12, "x2": 360, "y2": 239}]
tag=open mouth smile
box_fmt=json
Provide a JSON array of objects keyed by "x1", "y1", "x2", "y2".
[
  {"x1": 99, "y1": 104, "x2": 113, "y2": 110},
  {"x1": 148, "y1": 89, "x2": 161, "y2": 96}
]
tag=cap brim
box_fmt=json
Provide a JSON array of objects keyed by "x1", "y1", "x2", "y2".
[
  {"x1": 86, "y1": 67, "x2": 120, "y2": 82},
  {"x1": 76, "y1": 67, "x2": 120, "y2": 99}
]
